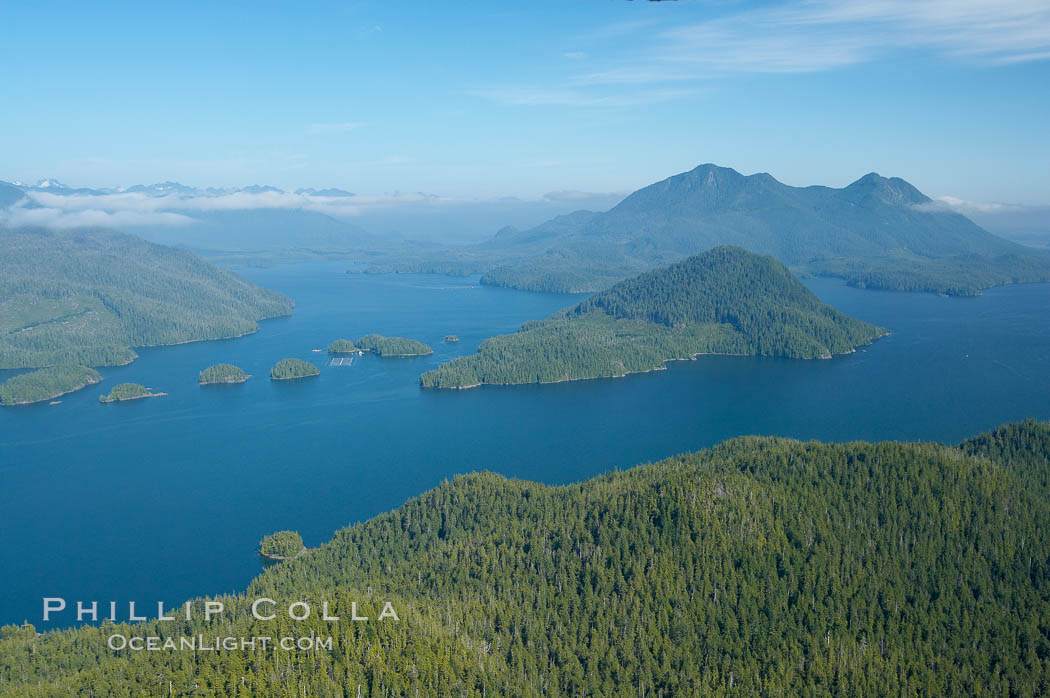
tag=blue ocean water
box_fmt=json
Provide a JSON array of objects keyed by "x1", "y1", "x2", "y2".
[{"x1": 1, "y1": 263, "x2": 1048, "y2": 628}]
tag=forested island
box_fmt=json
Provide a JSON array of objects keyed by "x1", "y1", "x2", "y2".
[
  {"x1": 421, "y1": 246, "x2": 886, "y2": 388},
  {"x1": 98, "y1": 382, "x2": 164, "y2": 403},
  {"x1": 0, "y1": 364, "x2": 101, "y2": 406},
  {"x1": 197, "y1": 363, "x2": 249, "y2": 385},
  {"x1": 258, "y1": 530, "x2": 306, "y2": 560},
  {"x1": 3, "y1": 420, "x2": 1049, "y2": 695},
  {"x1": 270, "y1": 358, "x2": 320, "y2": 380},
  {"x1": 444, "y1": 335, "x2": 460, "y2": 343},
  {"x1": 326, "y1": 339, "x2": 360, "y2": 354},
  {"x1": 0, "y1": 226, "x2": 293, "y2": 369},
  {"x1": 357, "y1": 334, "x2": 433, "y2": 357}
]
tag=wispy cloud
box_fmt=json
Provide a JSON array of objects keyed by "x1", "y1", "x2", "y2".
[
  {"x1": 520, "y1": 0, "x2": 1050, "y2": 104},
  {"x1": 474, "y1": 86, "x2": 692, "y2": 107},
  {"x1": 308, "y1": 122, "x2": 366, "y2": 134},
  {"x1": 2, "y1": 184, "x2": 633, "y2": 232},
  {"x1": 20, "y1": 189, "x2": 435, "y2": 218},
  {"x1": 586, "y1": 17, "x2": 664, "y2": 40},
  {"x1": 660, "y1": 0, "x2": 1050, "y2": 73},
  {"x1": 568, "y1": 68, "x2": 706, "y2": 86},
  {"x1": 477, "y1": 0, "x2": 1050, "y2": 109},
  {"x1": 3, "y1": 187, "x2": 490, "y2": 228},
  {"x1": 661, "y1": 22, "x2": 870, "y2": 73}
]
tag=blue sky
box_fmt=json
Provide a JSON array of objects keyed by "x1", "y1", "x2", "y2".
[{"x1": 2, "y1": 0, "x2": 1048, "y2": 205}]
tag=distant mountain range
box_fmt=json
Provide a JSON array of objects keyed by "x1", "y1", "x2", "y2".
[
  {"x1": 0, "y1": 178, "x2": 385, "y2": 259},
  {"x1": 0, "y1": 181, "x2": 24, "y2": 208},
  {"x1": 476, "y1": 164, "x2": 1050, "y2": 295},
  {"x1": 3, "y1": 167, "x2": 1048, "y2": 294},
  {"x1": 0, "y1": 178, "x2": 345, "y2": 198}
]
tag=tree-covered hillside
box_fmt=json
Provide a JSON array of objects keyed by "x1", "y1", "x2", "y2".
[
  {"x1": 0, "y1": 226, "x2": 294, "y2": 369},
  {"x1": 259, "y1": 531, "x2": 305, "y2": 560},
  {"x1": 472, "y1": 165, "x2": 1050, "y2": 294},
  {"x1": 357, "y1": 334, "x2": 433, "y2": 357},
  {"x1": 198, "y1": 363, "x2": 249, "y2": 385},
  {"x1": 1, "y1": 421, "x2": 1049, "y2": 695},
  {"x1": 270, "y1": 358, "x2": 320, "y2": 380},
  {"x1": 0, "y1": 364, "x2": 101, "y2": 405},
  {"x1": 421, "y1": 247, "x2": 885, "y2": 388},
  {"x1": 327, "y1": 339, "x2": 359, "y2": 354},
  {"x1": 98, "y1": 382, "x2": 162, "y2": 402}
]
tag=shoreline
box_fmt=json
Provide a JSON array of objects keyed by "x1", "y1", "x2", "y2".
[
  {"x1": 424, "y1": 333, "x2": 887, "y2": 391},
  {"x1": 4, "y1": 376, "x2": 103, "y2": 406},
  {"x1": 100, "y1": 391, "x2": 167, "y2": 404},
  {"x1": 199, "y1": 375, "x2": 252, "y2": 386},
  {"x1": 104, "y1": 308, "x2": 294, "y2": 368}
]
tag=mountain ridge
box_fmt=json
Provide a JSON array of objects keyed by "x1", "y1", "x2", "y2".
[
  {"x1": 478, "y1": 164, "x2": 1050, "y2": 295},
  {"x1": 0, "y1": 225, "x2": 294, "y2": 368}
]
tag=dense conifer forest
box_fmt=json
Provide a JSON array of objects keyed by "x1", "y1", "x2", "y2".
[
  {"x1": 0, "y1": 226, "x2": 293, "y2": 369},
  {"x1": 259, "y1": 531, "x2": 305, "y2": 560},
  {"x1": 270, "y1": 358, "x2": 320, "y2": 380},
  {"x1": 356, "y1": 334, "x2": 433, "y2": 357},
  {"x1": 198, "y1": 364, "x2": 249, "y2": 385},
  {"x1": 98, "y1": 382, "x2": 161, "y2": 402},
  {"x1": 2, "y1": 420, "x2": 1048, "y2": 696},
  {"x1": 0, "y1": 364, "x2": 101, "y2": 405},
  {"x1": 327, "y1": 339, "x2": 359, "y2": 354},
  {"x1": 422, "y1": 247, "x2": 886, "y2": 388}
]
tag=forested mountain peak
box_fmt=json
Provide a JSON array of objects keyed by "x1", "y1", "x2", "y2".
[
  {"x1": 843, "y1": 172, "x2": 930, "y2": 206},
  {"x1": 576, "y1": 245, "x2": 825, "y2": 327},
  {"x1": 476, "y1": 164, "x2": 1050, "y2": 295},
  {"x1": 4, "y1": 422, "x2": 1049, "y2": 694}
]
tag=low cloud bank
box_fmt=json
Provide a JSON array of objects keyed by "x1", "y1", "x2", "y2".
[{"x1": 0, "y1": 186, "x2": 625, "y2": 240}]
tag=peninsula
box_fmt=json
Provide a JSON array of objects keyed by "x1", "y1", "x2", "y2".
[
  {"x1": 270, "y1": 358, "x2": 320, "y2": 380},
  {"x1": 198, "y1": 363, "x2": 250, "y2": 385},
  {"x1": 0, "y1": 364, "x2": 102, "y2": 406},
  {"x1": 99, "y1": 382, "x2": 165, "y2": 403},
  {"x1": 357, "y1": 334, "x2": 433, "y2": 357},
  {"x1": 0, "y1": 226, "x2": 293, "y2": 370},
  {"x1": 421, "y1": 246, "x2": 887, "y2": 388}
]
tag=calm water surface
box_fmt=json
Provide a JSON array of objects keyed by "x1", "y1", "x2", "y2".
[{"x1": 1, "y1": 262, "x2": 1048, "y2": 627}]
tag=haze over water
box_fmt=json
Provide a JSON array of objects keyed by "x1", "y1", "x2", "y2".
[{"x1": 2, "y1": 262, "x2": 1048, "y2": 628}]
